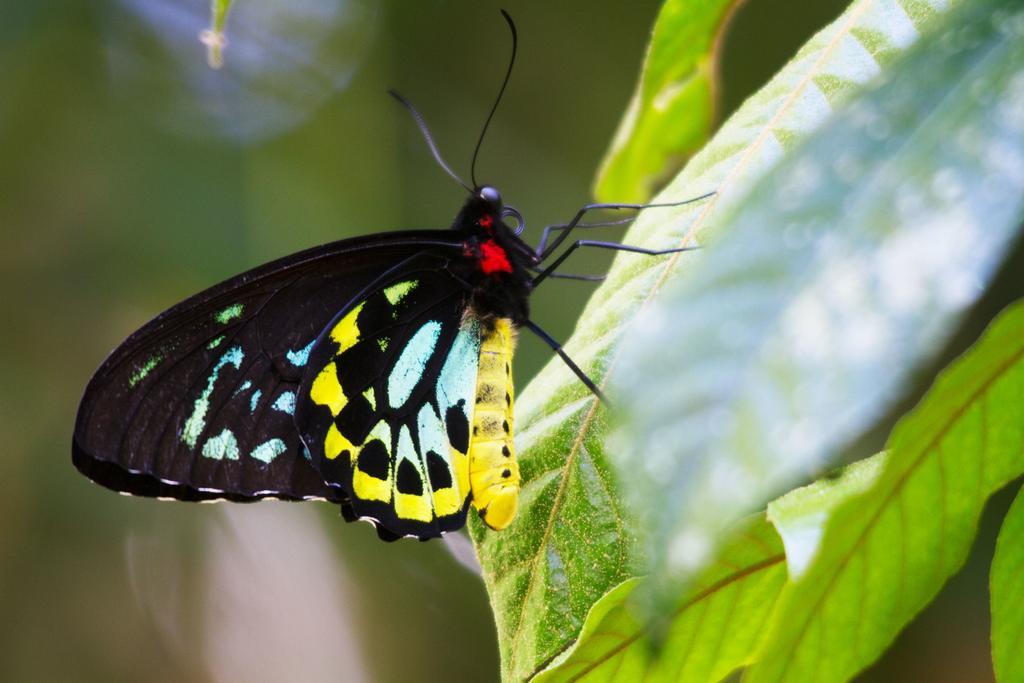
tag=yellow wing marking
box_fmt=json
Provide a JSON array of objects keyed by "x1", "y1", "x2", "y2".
[
  {"x1": 395, "y1": 491, "x2": 433, "y2": 522},
  {"x1": 383, "y1": 280, "x2": 418, "y2": 306},
  {"x1": 353, "y1": 470, "x2": 391, "y2": 503},
  {"x1": 310, "y1": 362, "x2": 347, "y2": 417},
  {"x1": 352, "y1": 422, "x2": 393, "y2": 503},
  {"x1": 324, "y1": 423, "x2": 357, "y2": 461},
  {"x1": 329, "y1": 301, "x2": 366, "y2": 354},
  {"x1": 432, "y1": 486, "x2": 462, "y2": 517}
]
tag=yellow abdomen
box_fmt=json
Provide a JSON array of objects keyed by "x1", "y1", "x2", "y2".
[{"x1": 469, "y1": 318, "x2": 519, "y2": 529}]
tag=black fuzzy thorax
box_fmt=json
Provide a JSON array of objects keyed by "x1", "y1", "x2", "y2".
[{"x1": 447, "y1": 192, "x2": 536, "y2": 331}]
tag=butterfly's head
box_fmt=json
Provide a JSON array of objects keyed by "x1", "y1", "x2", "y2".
[
  {"x1": 453, "y1": 185, "x2": 526, "y2": 239},
  {"x1": 478, "y1": 185, "x2": 502, "y2": 212}
]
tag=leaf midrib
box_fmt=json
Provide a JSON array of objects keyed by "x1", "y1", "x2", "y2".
[
  {"x1": 768, "y1": 343, "x2": 1024, "y2": 681},
  {"x1": 561, "y1": 554, "x2": 786, "y2": 682}
]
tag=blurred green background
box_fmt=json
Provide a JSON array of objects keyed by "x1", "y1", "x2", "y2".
[{"x1": 0, "y1": 1, "x2": 1007, "y2": 680}]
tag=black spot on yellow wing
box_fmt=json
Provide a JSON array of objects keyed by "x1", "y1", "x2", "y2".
[
  {"x1": 396, "y1": 459, "x2": 424, "y2": 496},
  {"x1": 446, "y1": 401, "x2": 469, "y2": 453},
  {"x1": 357, "y1": 440, "x2": 390, "y2": 480},
  {"x1": 426, "y1": 450, "x2": 452, "y2": 489}
]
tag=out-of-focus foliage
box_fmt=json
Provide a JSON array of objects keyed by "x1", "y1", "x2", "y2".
[
  {"x1": 613, "y1": 0, "x2": 1023, "y2": 609},
  {"x1": 106, "y1": 0, "x2": 376, "y2": 140},
  {"x1": 593, "y1": 0, "x2": 739, "y2": 203}
]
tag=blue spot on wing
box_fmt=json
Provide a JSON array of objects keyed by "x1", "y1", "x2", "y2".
[
  {"x1": 272, "y1": 391, "x2": 296, "y2": 415},
  {"x1": 286, "y1": 340, "x2": 314, "y2": 367},
  {"x1": 181, "y1": 346, "x2": 244, "y2": 448},
  {"x1": 250, "y1": 438, "x2": 286, "y2": 464},
  {"x1": 437, "y1": 320, "x2": 480, "y2": 419},
  {"x1": 388, "y1": 321, "x2": 443, "y2": 409}
]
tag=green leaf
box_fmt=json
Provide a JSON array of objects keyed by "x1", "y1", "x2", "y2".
[
  {"x1": 592, "y1": 0, "x2": 739, "y2": 203},
  {"x1": 767, "y1": 454, "x2": 886, "y2": 581},
  {"x1": 610, "y1": 0, "x2": 1024, "y2": 603},
  {"x1": 533, "y1": 450, "x2": 888, "y2": 682},
  {"x1": 748, "y1": 299, "x2": 1024, "y2": 682},
  {"x1": 471, "y1": 0, "x2": 969, "y2": 679},
  {"x1": 532, "y1": 516, "x2": 786, "y2": 683},
  {"x1": 991, "y1": 484, "x2": 1024, "y2": 683}
]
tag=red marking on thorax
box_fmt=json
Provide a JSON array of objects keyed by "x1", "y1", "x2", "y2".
[
  {"x1": 479, "y1": 240, "x2": 513, "y2": 274},
  {"x1": 479, "y1": 214, "x2": 494, "y2": 230}
]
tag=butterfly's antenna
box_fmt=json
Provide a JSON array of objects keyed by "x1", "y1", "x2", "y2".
[
  {"x1": 389, "y1": 89, "x2": 473, "y2": 193},
  {"x1": 470, "y1": 9, "x2": 518, "y2": 189}
]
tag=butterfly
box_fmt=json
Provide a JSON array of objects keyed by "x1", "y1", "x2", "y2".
[{"x1": 72, "y1": 11, "x2": 710, "y2": 541}]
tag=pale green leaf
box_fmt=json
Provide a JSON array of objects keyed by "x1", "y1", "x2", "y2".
[
  {"x1": 471, "y1": 0, "x2": 966, "y2": 680},
  {"x1": 593, "y1": 0, "x2": 739, "y2": 202},
  {"x1": 748, "y1": 300, "x2": 1024, "y2": 682},
  {"x1": 611, "y1": 0, "x2": 1024, "y2": 602},
  {"x1": 767, "y1": 455, "x2": 886, "y2": 580},
  {"x1": 991, "y1": 484, "x2": 1024, "y2": 683}
]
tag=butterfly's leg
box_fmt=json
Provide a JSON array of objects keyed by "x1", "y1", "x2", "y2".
[
  {"x1": 525, "y1": 267, "x2": 606, "y2": 282},
  {"x1": 532, "y1": 240, "x2": 699, "y2": 287},
  {"x1": 522, "y1": 320, "x2": 608, "y2": 403},
  {"x1": 535, "y1": 216, "x2": 635, "y2": 257},
  {"x1": 535, "y1": 191, "x2": 714, "y2": 260}
]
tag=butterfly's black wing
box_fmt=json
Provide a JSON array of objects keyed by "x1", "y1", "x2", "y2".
[
  {"x1": 296, "y1": 270, "x2": 484, "y2": 540},
  {"x1": 73, "y1": 231, "x2": 460, "y2": 503}
]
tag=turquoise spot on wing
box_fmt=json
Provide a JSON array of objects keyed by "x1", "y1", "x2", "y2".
[
  {"x1": 181, "y1": 346, "x2": 244, "y2": 448},
  {"x1": 383, "y1": 279, "x2": 418, "y2": 306},
  {"x1": 286, "y1": 340, "x2": 314, "y2": 367},
  {"x1": 250, "y1": 389, "x2": 262, "y2": 412},
  {"x1": 234, "y1": 380, "x2": 252, "y2": 396},
  {"x1": 272, "y1": 391, "x2": 296, "y2": 415},
  {"x1": 215, "y1": 303, "x2": 244, "y2": 324},
  {"x1": 207, "y1": 335, "x2": 225, "y2": 350},
  {"x1": 397, "y1": 425, "x2": 420, "y2": 471},
  {"x1": 250, "y1": 438, "x2": 286, "y2": 463},
  {"x1": 417, "y1": 402, "x2": 448, "y2": 464},
  {"x1": 388, "y1": 321, "x2": 442, "y2": 409},
  {"x1": 202, "y1": 429, "x2": 240, "y2": 460},
  {"x1": 437, "y1": 319, "x2": 481, "y2": 417},
  {"x1": 129, "y1": 354, "x2": 163, "y2": 388}
]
